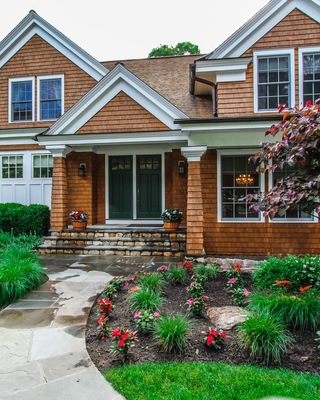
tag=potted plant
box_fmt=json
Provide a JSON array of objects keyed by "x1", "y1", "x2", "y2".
[
  {"x1": 69, "y1": 211, "x2": 89, "y2": 230},
  {"x1": 161, "y1": 208, "x2": 184, "y2": 231}
]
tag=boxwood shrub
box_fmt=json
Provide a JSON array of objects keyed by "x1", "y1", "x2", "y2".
[{"x1": 0, "y1": 203, "x2": 50, "y2": 236}]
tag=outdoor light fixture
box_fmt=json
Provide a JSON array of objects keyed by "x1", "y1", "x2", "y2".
[
  {"x1": 178, "y1": 160, "x2": 186, "y2": 175},
  {"x1": 78, "y1": 163, "x2": 86, "y2": 177}
]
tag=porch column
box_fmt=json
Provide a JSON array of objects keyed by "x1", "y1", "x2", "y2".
[
  {"x1": 47, "y1": 146, "x2": 72, "y2": 230},
  {"x1": 181, "y1": 146, "x2": 207, "y2": 256}
]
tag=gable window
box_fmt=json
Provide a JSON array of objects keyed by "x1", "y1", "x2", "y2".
[
  {"x1": 2, "y1": 155, "x2": 23, "y2": 178},
  {"x1": 218, "y1": 153, "x2": 263, "y2": 222},
  {"x1": 9, "y1": 77, "x2": 35, "y2": 122},
  {"x1": 37, "y1": 75, "x2": 64, "y2": 121},
  {"x1": 299, "y1": 47, "x2": 320, "y2": 107},
  {"x1": 33, "y1": 154, "x2": 53, "y2": 178},
  {"x1": 254, "y1": 49, "x2": 295, "y2": 113},
  {"x1": 272, "y1": 164, "x2": 313, "y2": 221}
]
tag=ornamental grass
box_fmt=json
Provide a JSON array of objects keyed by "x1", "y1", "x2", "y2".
[
  {"x1": 193, "y1": 263, "x2": 220, "y2": 281},
  {"x1": 167, "y1": 265, "x2": 187, "y2": 284},
  {"x1": 126, "y1": 287, "x2": 164, "y2": 312},
  {"x1": 138, "y1": 273, "x2": 166, "y2": 293}
]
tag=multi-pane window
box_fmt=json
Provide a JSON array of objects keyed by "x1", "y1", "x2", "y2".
[
  {"x1": 221, "y1": 156, "x2": 260, "y2": 220},
  {"x1": 39, "y1": 79, "x2": 62, "y2": 120},
  {"x1": 139, "y1": 156, "x2": 160, "y2": 170},
  {"x1": 111, "y1": 157, "x2": 132, "y2": 171},
  {"x1": 257, "y1": 55, "x2": 290, "y2": 110},
  {"x1": 11, "y1": 81, "x2": 33, "y2": 121},
  {"x1": 302, "y1": 53, "x2": 320, "y2": 105},
  {"x1": 33, "y1": 155, "x2": 53, "y2": 178},
  {"x1": 2, "y1": 156, "x2": 23, "y2": 178},
  {"x1": 273, "y1": 164, "x2": 312, "y2": 220}
]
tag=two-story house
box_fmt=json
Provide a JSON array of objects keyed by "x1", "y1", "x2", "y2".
[{"x1": 1, "y1": 0, "x2": 320, "y2": 256}]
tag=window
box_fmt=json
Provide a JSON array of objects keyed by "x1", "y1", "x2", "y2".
[
  {"x1": 299, "y1": 48, "x2": 320, "y2": 107},
  {"x1": 2, "y1": 155, "x2": 23, "y2": 178},
  {"x1": 37, "y1": 75, "x2": 64, "y2": 121},
  {"x1": 220, "y1": 155, "x2": 260, "y2": 221},
  {"x1": 272, "y1": 164, "x2": 312, "y2": 221},
  {"x1": 33, "y1": 155, "x2": 53, "y2": 178},
  {"x1": 9, "y1": 77, "x2": 35, "y2": 122},
  {"x1": 254, "y1": 49, "x2": 295, "y2": 113}
]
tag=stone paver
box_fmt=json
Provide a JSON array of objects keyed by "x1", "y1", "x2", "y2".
[{"x1": 0, "y1": 254, "x2": 182, "y2": 400}]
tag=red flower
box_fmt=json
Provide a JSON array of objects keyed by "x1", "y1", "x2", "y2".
[
  {"x1": 221, "y1": 332, "x2": 226, "y2": 339},
  {"x1": 100, "y1": 305, "x2": 104, "y2": 310},
  {"x1": 207, "y1": 335, "x2": 214, "y2": 341},
  {"x1": 131, "y1": 333, "x2": 135, "y2": 339},
  {"x1": 119, "y1": 340, "x2": 125, "y2": 347},
  {"x1": 211, "y1": 330, "x2": 218, "y2": 336},
  {"x1": 112, "y1": 330, "x2": 121, "y2": 337},
  {"x1": 207, "y1": 339, "x2": 212, "y2": 346},
  {"x1": 305, "y1": 100, "x2": 312, "y2": 107},
  {"x1": 300, "y1": 285, "x2": 312, "y2": 291},
  {"x1": 276, "y1": 280, "x2": 281, "y2": 285}
]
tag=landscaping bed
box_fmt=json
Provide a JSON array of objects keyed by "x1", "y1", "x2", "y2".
[{"x1": 86, "y1": 267, "x2": 320, "y2": 376}]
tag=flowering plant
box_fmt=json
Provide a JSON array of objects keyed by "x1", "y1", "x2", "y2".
[
  {"x1": 69, "y1": 211, "x2": 89, "y2": 221},
  {"x1": 179, "y1": 260, "x2": 193, "y2": 271},
  {"x1": 133, "y1": 310, "x2": 161, "y2": 333},
  {"x1": 190, "y1": 273, "x2": 206, "y2": 285},
  {"x1": 186, "y1": 281, "x2": 205, "y2": 297},
  {"x1": 109, "y1": 276, "x2": 129, "y2": 291},
  {"x1": 274, "y1": 279, "x2": 292, "y2": 292},
  {"x1": 203, "y1": 328, "x2": 226, "y2": 350},
  {"x1": 186, "y1": 296, "x2": 209, "y2": 316},
  {"x1": 97, "y1": 315, "x2": 111, "y2": 339},
  {"x1": 102, "y1": 284, "x2": 117, "y2": 299},
  {"x1": 230, "y1": 287, "x2": 250, "y2": 306},
  {"x1": 98, "y1": 298, "x2": 114, "y2": 317},
  {"x1": 110, "y1": 328, "x2": 137, "y2": 362},
  {"x1": 161, "y1": 208, "x2": 184, "y2": 222},
  {"x1": 157, "y1": 265, "x2": 169, "y2": 277}
]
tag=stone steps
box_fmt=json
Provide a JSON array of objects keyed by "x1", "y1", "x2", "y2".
[{"x1": 38, "y1": 228, "x2": 187, "y2": 257}]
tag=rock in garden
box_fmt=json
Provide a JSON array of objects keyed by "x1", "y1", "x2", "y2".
[{"x1": 207, "y1": 306, "x2": 248, "y2": 330}]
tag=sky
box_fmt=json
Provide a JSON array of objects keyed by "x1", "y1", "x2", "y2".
[{"x1": 0, "y1": 0, "x2": 270, "y2": 62}]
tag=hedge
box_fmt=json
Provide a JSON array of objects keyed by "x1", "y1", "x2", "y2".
[{"x1": 0, "y1": 203, "x2": 50, "y2": 236}]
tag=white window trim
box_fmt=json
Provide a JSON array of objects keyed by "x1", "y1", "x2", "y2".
[
  {"x1": 217, "y1": 148, "x2": 265, "y2": 223},
  {"x1": 8, "y1": 77, "x2": 35, "y2": 123},
  {"x1": 267, "y1": 167, "x2": 317, "y2": 223},
  {"x1": 298, "y1": 45, "x2": 320, "y2": 109},
  {"x1": 253, "y1": 48, "x2": 295, "y2": 113},
  {"x1": 32, "y1": 153, "x2": 53, "y2": 179},
  {"x1": 37, "y1": 74, "x2": 64, "y2": 122},
  {"x1": 1, "y1": 154, "x2": 24, "y2": 179}
]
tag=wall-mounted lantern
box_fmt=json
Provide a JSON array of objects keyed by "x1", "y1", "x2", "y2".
[
  {"x1": 78, "y1": 163, "x2": 86, "y2": 177},
  {"x1": 178, "y1": 160, "x2": 186, "y2": 175}
]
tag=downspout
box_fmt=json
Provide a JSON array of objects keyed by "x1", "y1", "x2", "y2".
[{"x1": 190, "y1": 63, "x2": 217, "y2": 117}]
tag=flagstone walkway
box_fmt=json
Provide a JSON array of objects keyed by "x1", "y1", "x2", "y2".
[{"x1": 0, "y1": 254, "x2": 183, "y2": 400}]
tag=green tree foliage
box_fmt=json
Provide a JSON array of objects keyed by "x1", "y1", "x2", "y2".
[{"x1": 148, "y1": 42, "x2": 200, "y2": 58}]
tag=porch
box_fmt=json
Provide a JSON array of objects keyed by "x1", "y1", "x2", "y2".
[{"x1": 38, "y1": 224, "x2": 187, "y2": 257}]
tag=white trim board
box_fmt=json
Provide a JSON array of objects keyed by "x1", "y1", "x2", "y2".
[{"x1": 0, "y1": 11, "x2": 108, "y2": 81}]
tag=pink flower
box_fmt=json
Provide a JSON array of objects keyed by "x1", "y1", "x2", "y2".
[
  {"x1": 230, "y1": 278, "x2": 235, "y2": 284},
  {"x1": 154, "y1": 312, "x2": 160, "y2": 317},
  {"x1": 124, "y1": 282, "x2": 129, "y2": 286},
  {"x1": 164, "y1": 267, "x2": 168, "y2": 270},
  {"x1": 134, "y1": 312, "x2": 141, "y2": 318},
  {"x1": 244, "y1": 290, "x2": 249, "y2": 296},
  {"x1": 120, "y1": 275, "x2": 124, "y2": 278},
  {"x1": 186, "y1": 287, "x2": 189, "y2": 290},
  {"x1": 191, "y1": 282, "x2": 196, "y2": 285},
  {"x1": 188, "y1": 300, "x2": 193, "y2": 305}
]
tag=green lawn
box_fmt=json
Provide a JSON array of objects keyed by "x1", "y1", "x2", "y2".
[{"x1": 105, "y1": 362, "x2": 320, "y2": 400}]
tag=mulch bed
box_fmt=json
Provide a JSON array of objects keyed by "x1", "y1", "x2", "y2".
[{"x1": 86, "y1": 272, "x2": 320, "y2": 376}]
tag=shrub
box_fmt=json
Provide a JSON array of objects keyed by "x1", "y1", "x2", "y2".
[
  {"x1": 237, "y1": 311, "x2": 294, "y2": 365},
  {"x1": 253, "y1": 254, "x2": 320, "y2": 292},
  {"x1": 138, "y1": 273, "x2": 166, "y2": 293},
  {"x1": 126, "y1": 288, "x2": 164, "y2": 312},
  {"x1": 193, "y1": 263, "x2": 220, "y2": 281},
  {"x1": 153, "y1": 313, "x2": 190, "y2": 353},
  {"x1": 0, "y1": 245, "x2": 45, "y2": 306},
  {"x1": 0, "y1": 203, "x2": 50, "y2": 236},
  {"x1": 167, "y1": 266, "x2": 186, "y2": 284},
  {"x1": 248, "y1": 291, "x2": 320, "y2": 331}
]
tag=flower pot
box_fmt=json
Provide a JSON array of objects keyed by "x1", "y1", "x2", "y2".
[
  {"x1": 72, "y1": 220, "x2": 87, "y2": 230},
  {"x1": 163, "y1": 221, "x2": 180, "y2": 232}
]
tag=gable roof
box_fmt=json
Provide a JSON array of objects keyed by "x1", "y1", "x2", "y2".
[
  {"x1": 0, "y1": 10, "x2": 108, "y2": 81},
  {"x1": 102, "y1": 56, "x2": 214, "y2": 118},
  {"x1": 44, "y1": 63, "x2": 188, "y2": 135},
  {"x1": 205, "y1": 0, "x2": 320, "y2": 59}
]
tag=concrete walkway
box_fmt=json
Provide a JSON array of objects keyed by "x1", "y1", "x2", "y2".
[{"x1": 0, "y1": 254, "x2": 183, "y2": 400}]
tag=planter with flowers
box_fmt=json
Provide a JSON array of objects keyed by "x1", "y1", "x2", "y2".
[
  {"x1": 69, "y1": 210, "x2": 89, "y2": 230},
  {"x1": 161, "y1": 208, "x2": 184, "y2": 231}
]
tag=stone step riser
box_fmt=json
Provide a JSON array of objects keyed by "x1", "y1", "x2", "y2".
[{"x1": 38, "y1": 247, "x2": 184, "y2": 257}]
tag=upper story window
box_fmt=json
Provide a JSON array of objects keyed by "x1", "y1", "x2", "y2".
[
  {"x1": 37, "y1": 75, "x2": 64, "y2": 121},
  {"x1": 2, "y1": 155, "x2": 23, "y2": 178},
  {"x1": 299, "y1": 47, "x2": 320, "y2": 107},
  {"x1": 254, "y1": 49, "x2": 295, "y2": 113},
  {"x1": 218, "y1": 152, "x2": 264, "y2": 222},
  {"x1": 9, "y1": 77, "x2": 35, "y2": 123}
]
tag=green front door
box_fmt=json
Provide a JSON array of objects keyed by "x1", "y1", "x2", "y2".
[
  {"x1": 109, "y1": 156, "x2": 133, "y2": 219},
  {"x1": 137, "y1": 155, "x2": 161, "y2": 219}
]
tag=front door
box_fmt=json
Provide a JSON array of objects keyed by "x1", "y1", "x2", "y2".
[
  {"x1": 109, "y1": 156, "x2": 133, "y2": 219},
  {"x1": 137, "y1": 155, "x2": 161, "y2": 219}
]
